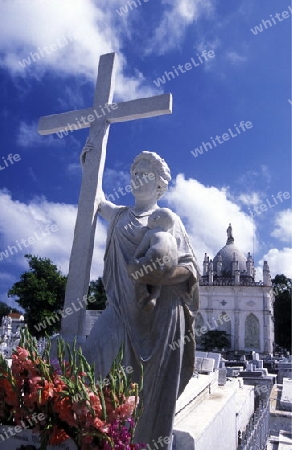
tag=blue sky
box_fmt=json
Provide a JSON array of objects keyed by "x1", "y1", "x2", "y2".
[{"x1": 0, "y1": 0, "x2": 291, "y2": 308}]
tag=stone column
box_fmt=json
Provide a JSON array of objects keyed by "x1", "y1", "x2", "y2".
[
  {"x1": 263, "y1": 289, "x2": 273, "y2": 353},
  {"x1": 233, "y1": 288, "x2": 240, "y2": 351},
  {"x1": 234, "y1": 310, "x2": 240, "y2": 351}
]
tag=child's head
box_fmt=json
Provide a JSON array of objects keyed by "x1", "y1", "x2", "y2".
[{"x1": 147, "y1": 208, "x2": 174, "y2": 231}]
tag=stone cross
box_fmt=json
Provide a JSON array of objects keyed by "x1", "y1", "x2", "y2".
[{"x1": 38, "y1": 52, "x2": 172, "y2": 342}]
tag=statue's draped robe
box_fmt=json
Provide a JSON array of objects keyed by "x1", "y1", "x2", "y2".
[{"x1": 84, "y1": 206, "x2": 199, "y2": 448}]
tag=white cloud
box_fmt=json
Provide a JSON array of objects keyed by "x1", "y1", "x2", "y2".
[
  {"x1": 17, "y1": 122, "x2": 65, "y2": 148},
  {"x1": 0, "y1": 272, "x2": 15, "y2": 283},
  {"x1": 67, "y1": 163, "x2": 81, "y2": 176},
  {"x1": 0, "y1": 189, "x2": 106, "y2": 280},
  {"x1": 196, "y1": 37, "x2": 220, "y2": 54},
  {"x1": 196, "y1": 36, "x2": 220, "y2": 71},
  {"x1": 0, "y1": 0, "x2": 158, "y2": 100},
  {"x1": 0, "y1": 292, "x2": 21, "y2": 311},
  {"x1": 237, "y1": 192, "x2": 261, "y2": 206},
  {"x1": 1, "y1": 177, "x2": 290, "y2": 302},
  {"x1": 56, "y1": 85, "x2": 89, "y2": 111},
  {"x1": 103, "y1": 168, "x2": 130, "y2": 194},
  {"x1": 0, "y1": 176, "x2": 257, "y2": 287},
  {"x1": 165, "y1": 174, "x2": 255, "y2": 269},
  {"x1": 258, "y1": 248, "x2": 292, "y2": 279},
  {"x1": 146, "y1": 0, "x2": 214, "y2": 55},
  {"x1": 226, "y1": 51, "x2": 247, "y2": 64},
  {"x1": 237, "y1": 165, "x2": 272, "y2": 190},
  {"x1": 271, "y1": 209, "x2": 292, "y2": 243}
]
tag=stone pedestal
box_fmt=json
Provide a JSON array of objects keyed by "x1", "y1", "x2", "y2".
[{"x1": 174, "y1": 374, "x2": 254, "y2": 450}]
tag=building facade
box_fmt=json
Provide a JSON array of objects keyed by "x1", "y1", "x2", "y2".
[{"x1": 197, "y1": 224, "x2": 275, "y2": 354}]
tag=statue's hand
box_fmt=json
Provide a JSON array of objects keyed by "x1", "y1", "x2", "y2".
[
  {"x1": 138, "y1": 266, "x2": 191, "y2": 286},
  {"x1": 95, "y1": 190, "x2": 106, "y2": 215},
  {"x1": 127, "y1": 261, "x2": 146, "y2": 280},
  {"x1": 80, "y1": 138, "x2": 93, "y2": 167}
]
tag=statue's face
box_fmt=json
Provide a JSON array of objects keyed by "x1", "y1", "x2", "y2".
[
  {"x1": 148, "y1": 209, "x2": 172, "y2": 230},
  {"x1": 148, "y1": 210, "x2": 162, "y2": 229},
  {"x1": 131, "y1": 159, "x2": 158, "y2": 200}
]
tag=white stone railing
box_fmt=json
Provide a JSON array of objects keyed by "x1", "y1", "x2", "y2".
[{"x1": 200, "y1": 278, "x2": 264, "y2": 287}]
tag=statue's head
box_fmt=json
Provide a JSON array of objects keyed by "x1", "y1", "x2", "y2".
[
  {"x1": 130, "y1": 151, "x2": 171, "y2": 200},
  {"x1": 148, "y1": 207, "x2": 175, "y2": 231}
]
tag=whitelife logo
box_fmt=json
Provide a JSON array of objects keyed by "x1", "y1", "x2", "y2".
[
  {"x1": 153, "y1": 50, "x2": 215, "y2": 87},
  {"x1": 116, "y1": 0, "x2": 150, "y2": 17},
  {"x1": 18, "y1": 33, "x2": 79, "y2": 68},
  {"x1": 250, "y1": 5, "x2": 292, "y2": 35},
  {"x1": 190, "y1": 121, "x2": 253, "y2": 158},
  {"x1": 55, "y1": 103, "x2": 118, "y2": 139},
  {"x1": 0, "y1": 153, "x2": 21, "y2": 171},
  {"x1": 0, "y1": 225, "x2": 58, "y2": 261}
]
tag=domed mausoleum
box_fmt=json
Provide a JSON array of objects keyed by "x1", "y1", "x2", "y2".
[{"x1": 197, "y1": 224, "x2": 274, "y2": 354}]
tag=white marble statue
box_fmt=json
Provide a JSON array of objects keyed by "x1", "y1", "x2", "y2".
[
  {"x1": 83, "y1": 146, "x2": 200, "y2": 449},
  {"x1": 128, "y1": 207, "x2": 178, "y2": 312},
  {"x1": 38, "y1": 53, "x2": 173, "y2": 342}
]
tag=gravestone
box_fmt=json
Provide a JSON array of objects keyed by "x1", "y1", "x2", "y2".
[
  {"x1": 195, "y1": 357, "x2": 215, "y2": 374},
  {"x1": 196, "y1": 351, "x2": 208, "y2": 358},
  {"x1": 280, "y1": 378, "x2": 292, "y2": 411},
  {"x1": 207, "y1": 352, "x2": 221, "y2": 371},
  {"x1": 195, "y1": 351, "x2": 221, "y2": 372},
  {"x1": 38, "y1": 52, "x2": 172, "y2": 343},
  {"x1": 218, "y1": 368, "x2": 227, "y2": 386},
  {"x1": 226, "y1": 367, "x2": 240, "y2": 377}
]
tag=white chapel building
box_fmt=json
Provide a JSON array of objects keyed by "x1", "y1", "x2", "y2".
[{"x1": 197, "y1": 224, "x2": 275, "y2": 354}]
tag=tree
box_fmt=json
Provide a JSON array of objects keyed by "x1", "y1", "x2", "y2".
[
  {"x1": 8, "y1": 254, "x2": 67, "y2": 338},
  {"x1": 272, "y1": 274, "x2": 291, "y2": 351},
  {"x1": 0, "y1": 301, "x2": 21, "y2": 322},
  {"x1": 87, "y1": 278, "x2": 107, "y2": 310},
  {"x1": 201, "y1": 330, "x2": 231, "y2": 351}
]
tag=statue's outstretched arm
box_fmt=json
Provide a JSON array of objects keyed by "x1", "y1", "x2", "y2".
[
  {"x1": 139, "y1": 265, "x2": 192, "y2": 286},
  {"x1": 80, "y1": 138, "x2": 122, "y2": 222}
]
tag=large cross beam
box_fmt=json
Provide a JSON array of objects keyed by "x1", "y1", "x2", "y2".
[{"x1": 38, "y1": 53, "x2": 172, "y2": 342}]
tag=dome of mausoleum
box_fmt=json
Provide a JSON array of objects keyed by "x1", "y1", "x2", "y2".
[{"x1": 213, "y1": 243, "x2": 247, "y2": 274}]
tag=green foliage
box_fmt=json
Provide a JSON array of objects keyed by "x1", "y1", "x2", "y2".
[
  {"x1": 272, "y1": 274, "x2": 292, "y2": 351},
  {"x1": 201, "y1": 330, "x2": 231, "y2": 351},
  {"x1": 87, "y1": 277, "x2": 107, "y2": 310},
  {"x1": 7, "y1": 254, "x2": 67, "y2": 338}
]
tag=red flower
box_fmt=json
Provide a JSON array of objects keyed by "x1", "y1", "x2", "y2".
[
  {"x1": 39, "y1": 380, "x2": 54, "y2": 405},
  {"x1": 88, "y1": 392, "x2": 102, "y2": 416},
  {"x1": 108, "y1": 396, "x2": 137, "y2": 422},
  {"x1": 85, "y1": 413, "x2": 106, "y2": 431},
  {"x1": 1, "y1": 379, "x2": 18, "y2": 406},
  {"x1": 54, "y1": 396, "x2": 77, "y2": 427},
  {"x1": 49, "y1": 425, "x2": 70, "y2": 445},
  {"x1": 0, "y1": 329, "x2": 142, "y2": 449},
  {"x1": 14, "y1": 347, "x2": 29, "y2": 361}
]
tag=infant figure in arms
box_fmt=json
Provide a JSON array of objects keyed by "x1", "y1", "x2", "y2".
[{"x1": 128, "y1": 207, "x2": 178, "y2": 312}]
